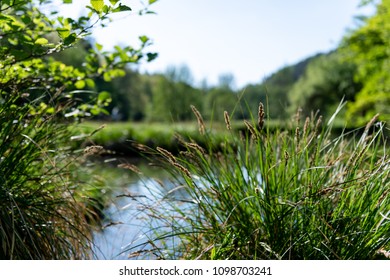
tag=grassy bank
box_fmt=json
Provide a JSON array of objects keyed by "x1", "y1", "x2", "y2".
[
  {"x1": 121, "y1": 104, "x2": 390, "y2": 260},
  {"x1": 72, "y1": 119, "x2": 295, "y2": 157},
  {"x1": 72, "y1": 121, "x2": 231, "y2": 156}
]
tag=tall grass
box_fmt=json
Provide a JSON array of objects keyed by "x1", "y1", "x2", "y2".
[
  {"x1": 0, "y1": 94, "x2": 96, "y2": 259},
  {"x1": 127, "y1": 103, "x2": 390, "y2": 259}
]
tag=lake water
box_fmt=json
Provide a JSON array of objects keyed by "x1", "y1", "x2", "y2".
[
  {"x1": 90, "y1": 161, "x2": 263, "y2": 259},
  {"x1": 91, "y1": 164, "x2": 185, "y2": 260},
  {"x1": 91, "y1": 174, "x2": 155, "y2": 259}
]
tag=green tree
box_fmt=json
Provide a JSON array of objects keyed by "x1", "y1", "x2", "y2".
[
  {"x1": 288, "y1": 52, "x2": 361, "y2": 119},
  {"x1": 341, "y1": 0, "x2": 390, "y2": 125},
  {"x1": 147, "y1": 73, "x2": 202, "y2": 122},
  {"x1": 0, "y1": 0, "x2": 157, "y2": 117}
]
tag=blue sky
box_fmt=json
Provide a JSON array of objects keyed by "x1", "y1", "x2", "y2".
[{"x1": 58, "y1": 0, "x2": 375, "y2": 88}]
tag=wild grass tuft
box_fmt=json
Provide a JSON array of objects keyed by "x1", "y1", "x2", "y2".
[
  {"x1": 128, "y1": 102, "x2": 390, "y2": 260},
  {"x1": 0, "y1": 94, "x2": 98, "y2": 259}
]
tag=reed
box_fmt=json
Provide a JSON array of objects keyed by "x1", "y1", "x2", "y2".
[
  {"x1": 127, "y1": 102, "x2": 390, "y2": 260},
  {"x1": 0, "y1": 94, "x2": 97, "y2": 259}
]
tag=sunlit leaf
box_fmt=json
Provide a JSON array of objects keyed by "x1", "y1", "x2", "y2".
[
  {"x1": 109, "y1": 0, "x2": 119, "y2": 5},
  {"x1": 75, "y1": 80, "x2": 86, "y2": 89},
  {"x1": 85, "y1": 78, "x2": 96, "y2": 88},
  {"x1": 95, "y1": 43, "x2": 103, "y2": 51},
  {"x1": 57, "y1": 27, "x2": 70, "y2": 39},
  {"x1": 98, "y1": 91, "x2": 111, "y2": 102},
  {"x1": 90, "y1": 0, "x2": 104, "y2": 12},
  {"x1": 149, "y1": 0, "x2": 158, "y2": 4},
  {"x1": 139, "y1": 35, "x2": 149, "y2": 43},
  {"x1": 63, "y1": 0, "x2": 72, "y2": 3},
  {"x1": 35, "y1": 38, "x2": 48, "y2": 45},
  {"x1": 103, "y1": 72, "x2": 112, "y2": 82}
]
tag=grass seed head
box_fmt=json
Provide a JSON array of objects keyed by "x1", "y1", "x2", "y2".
[
  {"x1": 157, "y1": 147, "x2": 176, "y2": 163},
  {"x1": 83, "y1": 145, "x2": 104, "y2": 156},
  {"x1": 191, "y1": 105, "x2": 205, "y2": 135},
  {"x1": 224, "y1": 111, "x2": 231, "y2": 130},
  {"x1": 244, "y1": 120, "x2": 258, "y2": 140},
  {"x1": 118, "y1": 163, "x2": 142, "y2": 174},
  {"x1": 258, "y1": 102, "x2": 265, "y2": 130}
]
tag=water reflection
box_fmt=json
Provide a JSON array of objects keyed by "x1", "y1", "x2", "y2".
[{"x1": 92, "y1": 177, "x2": 163, "y2": 259}]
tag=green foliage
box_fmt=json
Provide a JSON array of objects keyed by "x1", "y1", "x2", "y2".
[
  {"x1": 0, "y1": 0, "x2": 158, "y2": 259},
  {"x1": 0, "y1": 0, "x2": 157, "y2": 118},
  {"x1": 288, "y1": 52, "x2": 362, "y2": 120},
  {"x1": 0, "y1": 94, "x2": 92, "y2": 259},
  {"x1": 341, "y1": 0, "x2": 390, "y2": 125},
  {"x1": 127, "y1": 105, "x2": 390, "y2": 260},
  {"x1": 147, "y1": 73, "x2": 203, "y2": 122}
]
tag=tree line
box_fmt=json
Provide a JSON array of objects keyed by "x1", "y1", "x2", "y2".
[{"x1": 54, "y1": 0, "x2": 389, "y2": 127}]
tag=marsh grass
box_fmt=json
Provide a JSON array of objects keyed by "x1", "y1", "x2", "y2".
[
  {"x1": 0, "y1": 94, "x2": 99, "y2": 259},
  {"x1": 127, "y1": 103, "x2": 390, "y2": 260}
]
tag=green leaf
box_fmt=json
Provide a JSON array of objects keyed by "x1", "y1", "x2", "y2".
[
  {"x1": 139, "y1": 35, "x2": 149, "y2": 44},
  {"x1": 85, "y1": 78, "x2": 96, "y2": 88},
  {"x1": 102, "y1": 5, "x2": 110, "y2": 13},
  {"x1": 95, "y1": 43, "x2": 103, "y2": 51},
  {"x1": 113, "y1": 4, "x2": 132, "y2": 13},
  {"x1": 63, "y1": 0, "x2": 72, "y2": 3},
  {"x1": 109, "y1": 0, "x2": 119, "y2": 5},
  {"x1": 103, "y1": 72, "x2": 112, "y2": 82},
  {"x1": 35, "y1": 38, "x2": 48, "y2": 45},
  {"x1": 57, "y1": 28, "x2": 70, "y2": 39},
  {"x1": 147, "y1": 52, "x2": 158, "y2": 62},
  {"x1": 90, "y1": 0, "x2": 104, "y2": 12},
  {"x1": 74, "y1": 80, "x2": 86, "y2": 89},
  {"x1": 149, "y1": 0, "x2": 158, "y2": 4},
  {"x1": 98, "y1": 91, "x2": 111, "y2": 102},
  {"x1": 21, "y1": 15, "x2": 32, "y2": 25},
  {"x1": 63, "y1": 33, "x2": 77, "y2": 45}
]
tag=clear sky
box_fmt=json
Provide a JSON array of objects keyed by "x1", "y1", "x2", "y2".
[{"x1": 57, "y1": 0, "x2": 375, "y2": 88}]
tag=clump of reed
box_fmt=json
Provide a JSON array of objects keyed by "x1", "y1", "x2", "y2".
[
  {"x1": 0, "y1": 94, "x2": 97, "y2": 259},
  {"x1": 127, "y1": 102, "x2": 390, "y2": 260}
]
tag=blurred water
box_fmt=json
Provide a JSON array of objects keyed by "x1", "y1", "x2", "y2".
[
  {"x1": 92, "y1": 177, "x2": 165, "y2": 259},
  {"x1": 91, "y1": 164, "x2": 263, "y2": 259}
]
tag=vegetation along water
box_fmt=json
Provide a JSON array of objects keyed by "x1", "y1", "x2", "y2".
[{"x1": 0, "y1": 0, "x2": 389, "y2": 259}]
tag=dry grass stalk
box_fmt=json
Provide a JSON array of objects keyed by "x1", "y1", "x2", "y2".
[
  {"x1": 89, "y1": 124, "x2": 106, "y2": 137},
  {"x1": 295, "y1": 126, "x2": 300, "y2": 145},
  {"x1": 118, "y1": 163, "x2": 142, "y2": 174},
  {"x1": 173, "y1": 162, "x2": 191, "y2": 177},
  {"x1": 186, "y1": 142, "x2": 206, "y2": 155},
  {"x1": 132, "y1": 142, "x2": 151, "y2": 153},
  {"x1": 284, "y1": 150, "x2": 289, "y2": 165},
  {"x1": 312, "y1": 115, "x2": 322, "y2": 138},
  {"x1": 303, "y1": 117, "x2": 310, "y2": 136},
  {"x1": 191, "y1": 105, "x2": 205, "y2": 135},
  {"x1": 244, "y1": 120, "x2": 258, "y2": 140},
  {"x1": 157, "y1": 147, "x2": 176, "y2": 163},
  {"x1": 258, "y1": 102, "x2": 265, "y2": 130},
  {"x1": 224, "y1": 111, "x2": 231, "y2": 130},
  {"x1": 364, "y1": 113, "x2": 380, "y2": 134},
  {"x1": 83, "y1": 145, "x2": 104, "y2": 156},
  {"x1": 295, "y1": 107, "x2": 302, "y2": 126}
]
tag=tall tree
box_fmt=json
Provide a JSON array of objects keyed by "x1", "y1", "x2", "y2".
[{"x1": 341, "y1": 0, "x2": 390, "y2": 125}]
